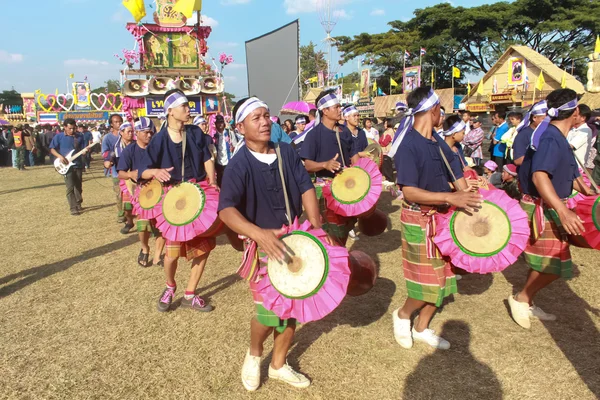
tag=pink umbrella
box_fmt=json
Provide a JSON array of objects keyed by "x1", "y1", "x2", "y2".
[{"x1": 281, "y1": 101, "x2": 316, "y2": 116}]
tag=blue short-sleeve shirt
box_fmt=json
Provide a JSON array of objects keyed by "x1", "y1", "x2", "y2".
[
  {"x1": 138, "y1": 125, "x2": 211, "y2": 184},
  {"x1": 117, "y1": 143, "x2": 146, "y2": 174},
  {"x1": 493, "y1": 121, "x2": 509, "y2": 157},
  {"x1": 299, "y1": 123, "x2": 357, "y2": 178},
  {"x1": 518, "y1": 124, "x2": 579, "y2": 198},
  {"x1": 218, "y1": 142, "x2": 314, "y2": 229},
  {"x1": 513, "y1": 126, "x2": 533, "y2": 162},
  {"x1": 350, "y1": 127, "x2": 369, "y2": 154},
  {"x1": 50, "y1": 132, "x2": 85, "y2": 168},
  {"x1": 395, "y1": 128, "x2": 464, "y2": 193}
]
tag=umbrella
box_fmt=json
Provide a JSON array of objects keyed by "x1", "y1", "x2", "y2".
[
  {"x1": 0, "y1": 119, "x2": 8, "y2": 125},
  {"x1": 281, "y1": 101, "x2": 316, "y2": 116}
]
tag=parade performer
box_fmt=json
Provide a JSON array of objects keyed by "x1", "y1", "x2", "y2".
[
  {"x1": 193, "y1": 115, "x2": 216, "y2": 159},
  {"x1": 442, "y1": 115, "x2": 469, "y2": 171},
  {"x1": 117, "y1": 117, "x2": 165, "y2": 267},
  {"x1": 299, "y1": 89, "x2": 361, "y2": 244},
  {"x1": 102, "y1": 114, "x2": 126, "y2": 222},
  {"x1": 343, "y1": 105, "x2": 369, "y2": 153},
  {"x1": 512, "y1": 101, "x2": 548, "y2": 167},
  {"x1": 219, "y1": 97, "x2": 329, "y2": 391},
  {"x1": 288, "y1": 115, "x2": 307, "y2": 142},
  {"x1": 291, "y1": 109, "x2": 316, "y2": 154},
  {"x1": 509, "y1": 89, "x2": 595, "y2": 329},
  {"x1": 115, "y1": 122, "x2": 135, "y2": 234},
  {"x1": 50, "y1": 119, "x2": 88, "y2": 216},
  {"x1": 139, "y1": 89, "x2": 217, "y2": 313},
  {"x1": 391, "y1": 87, "x2": 482, "y2": 350}
]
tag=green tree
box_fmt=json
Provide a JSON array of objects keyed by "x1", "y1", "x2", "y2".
[
  {"x1": 91, "y1": 79, "x2": 121, "y2": 94},
  {"x1": 0, "y1": 90, "x2": 23, "y2": 106},
  {"x1": 300, "y1": 41, "x2": 328, "y2": 83}
]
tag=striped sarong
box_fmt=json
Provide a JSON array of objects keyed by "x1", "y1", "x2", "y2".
[
  {"x1": 136, "y1": 219, "x2": 161, "y2": 237},
  {"x1": 249, "y1": 249, "x2": 294, "y2": 333},
  {"x1": 520, "y1": 196, "x2": 572, "y2": 278},
  {"x1": 165, "y1": 236, "x2": 216, "y2": 261},
  {"x1": 400, "y1": 204, "x2": 457, "y2": 307}
]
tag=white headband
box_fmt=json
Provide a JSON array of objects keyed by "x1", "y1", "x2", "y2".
[
  {"x1": 315, "y1": 93, "x2": 340, "y2": 126},
  {"x1": 164, "y1": 92, "x2": 189, "y2": 113},
  {"x1": 235, "y1": 97, "x2": 269, "y2": 124},
  {"x1": 442, "y1": 120, "x2": 466, "y2": 137}
]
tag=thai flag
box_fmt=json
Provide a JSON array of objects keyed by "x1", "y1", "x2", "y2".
[
  {"x1": 404, "y1": 50, "x2": 411, "y2": 59},
  {"x1": 420, "y1": 48, "x2": 426, "y2": 56},
  {"x1": 524, "y1": 74, "x2": 530, "y2": 91},
  {"x1": 39, "y1": 113, "x2": 58, "y2": 124}
]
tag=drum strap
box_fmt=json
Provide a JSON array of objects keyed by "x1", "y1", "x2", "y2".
[
  {"x1": 572, "y1": 148, "x2": 599, "y2": 193},
  {"x1": 335, "y1": 127, "x2": 347, "y2": 168},
  {"x1": 439, "y1": 148, "x2": 458, "y2": 184},
  {"x1": 275, "y1": 144, "x2": 292, "y2": 225},
  {"x1": 181, "y1": 128, "x2": 187, "y2": 181}
]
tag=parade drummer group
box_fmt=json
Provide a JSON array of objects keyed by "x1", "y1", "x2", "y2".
[{"x1": 50, "y1": 85, "x2": 596, "y2": 391}]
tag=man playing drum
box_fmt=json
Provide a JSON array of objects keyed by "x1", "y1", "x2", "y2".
[
  {"x1": 218, "y1": 97, "x2": 334, "y2": 391},
  {"x1": 139, "y1": 89, "x2": 218, "y2": 313},
  {"x1": 510, "y1": 89, "x2": 595, "y2": 329},
  {"x1": 391, "y1": 86, "x2": 483, "y2": 350}
]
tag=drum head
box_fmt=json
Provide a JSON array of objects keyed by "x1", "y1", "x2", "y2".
[
  {"x1": 450, "y1": 200, "x2": 511, "y2": 257},
  {"x1": 331, "y1": 166, "x2": 371, "y2": 204},
  {"x1": 139, "y1": 179, "x2": 163, "y2": 210},
  {"x1": 267, "y1": 232, "x2": 329, "y2": 299},
  {"x1": 364, "y1": 143, "x2": 383, "y2": 167},
  {"x1": 162, "y1": 182, "x2": 205, "y2": 226}
]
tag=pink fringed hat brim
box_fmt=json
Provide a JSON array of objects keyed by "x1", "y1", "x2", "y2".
[
  {"x1": 576, "y1": 195, "x2": 600, "y2": 249},
  {"x1": 255, "y1": 219, "x2": 351, "y2": 323},
  {"x1": 322, "y1": 158, "x2": 382, "y2": 217},
  {"x1": 434, "y1": 189, "x2": 530, "y2": 274},
  {"x1": 132, "y1": 183, "x2": 164, "y2": 220},
  {"x1": 155, "y1": 181, "x2": 219, "y2": 242},
  {"x1": 567, "y1": 169, "x2": 591, "y2": 209}
]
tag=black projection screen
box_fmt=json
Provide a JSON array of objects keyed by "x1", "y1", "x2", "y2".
[{"x1": 245, "y1": 20, "x2": 299, "y2": 114}]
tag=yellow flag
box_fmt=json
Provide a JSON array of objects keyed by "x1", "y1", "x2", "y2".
[
  {"x1": 431, "y1": 69, "x2": 435, "y2": 83},
  {"x1": 122, "y1": 0, "x2": 146, "y2": 23},
  {"x1": 355, "y1": 83, "x2": 359, "y2": 88},
  {"x1": 452, "y1": 66, "x2": 460, "y2": 78},
  {"x1": 561, "y1": 70, "x2": 567, "y2": 88},
  {"x1": 390, "y1": 78, "x2": 398, "y2": 87},
  {"x1": 173, "y1": 0, "x2": 202, "y2": 19},
  {"x1": 372, "y1": 80, "x2": 377, "y2": 92},
  {"x1": 595, "y1": 35, "x2": 600, "y2": 54},
  {"x1": 477, "y1": 79, "x2": 484, "y2": 95},
  {"x1": 467, "y1": 82, "x2": 471, "y2": 96},
  {"x1": 55, "y1": 88, "x2": 59, "y2": 96},
  {"x1": 69, "y1": 73, "x2": 74, "y2": 79},
  {"x1": 535, "y1": 72, "x2": 545, "y2": 91}
]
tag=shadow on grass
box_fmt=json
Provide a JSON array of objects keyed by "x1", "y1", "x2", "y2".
[
  {"x1": 81, "y1": 203, "x2": 116, "y2": 214},
  {"x1": 171, "y1": 273, "x2": 240, "y2": 310},
  {"x1": 0, "y1": 236, "x2": 139, "y2": 298},
  {"x1": 502, "y1": 262, "x2": 600, "y2": 397},
  {"x1": 403, "y1": 320, "x2": 503, "y2": 400},
  {"x1": 0, "y1": 181, "x2": 65, "y2": 196}
]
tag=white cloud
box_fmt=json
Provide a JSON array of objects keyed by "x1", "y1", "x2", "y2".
[
  {"x1": 212, "y1": 41, "x2": 239, "y2": 48},
  {"x1": 284, "y1": 0, "x2": 352, "y2": 15},
  {"x1": 221, "y1": 0, "x2": 251, "y2": 4},
  {"x1": 0, "y1": 50, "x2": 23, "y2": 63},
  {"x1": 370, "y1": 8, "x2": 385, "y2": 16},
  {"x1": 64, "y1": 59, "x2": 110, "y2": 67},
  {"x1": 227, "y1": 63, "x2": 247, "y2": 70},
  {"x1": 333, "y1": 9, "x2": 352, "y2": 20},
  {"x1": 187, "y1": 14, "x2": 219, "y2": 27}
]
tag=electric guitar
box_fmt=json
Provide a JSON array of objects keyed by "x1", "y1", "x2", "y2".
[{"x1": 54, "y1": 138, "x2": 100, "y2": 175}]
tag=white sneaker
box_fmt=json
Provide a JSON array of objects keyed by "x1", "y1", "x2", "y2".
[
  {"x1": 392, "y1": 308, "x2": 413, "y2": 349},
  {"x1": 455, "y1": 274, "x2": 462, "y2": 281},
  {"x1": 508, "y1": 295, "x2": 531, "y2": 329},
  {"x1": 348, "y1": 229, "x2": 359, "y2": 240},
  {"x1": 412, "y1": 328, "x2": 451, "y2": 350},
  {"x1": 382, "y1": 180, "x2": 395, "y2": 189},
  {"x1": 529, "y1": 304, "x2": 556, "y2": 321},
  {"x1": 268, "y1": 363, "x2": 310, "y2": 389},
  {"x1": 241, "y1": 350, "x2": 261, "y2": 391}
]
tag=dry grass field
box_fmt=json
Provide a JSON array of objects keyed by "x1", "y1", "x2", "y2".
[{"x1": 1, "y1": 160, "x2": 599, "y2": 400}]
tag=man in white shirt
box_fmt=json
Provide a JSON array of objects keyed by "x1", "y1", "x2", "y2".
[
  {"x1": 214, "y1": 114, "x2": 239, "y2": 187},
  {"x1": 91, "y1": 125, "x2": 102, "y2": 153},
  {"x1": 461, "y1": 111, "x2": 472, "y2": 135},
  {"x1": 363, "y1": 118, "x2": 379, "y2": 142},
  {"x1": 567, "y1": 104, "x2": 593, "y2": 167}
]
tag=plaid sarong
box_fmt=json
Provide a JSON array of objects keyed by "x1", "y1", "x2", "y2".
[
  {"x1": 249, "y1": 249, "x2": 294, "y2": 333},
  {"x1": 165, "y1": 236, "x2": 216, "y2": 261},
  {"x1": 400, "y1": 205, "x2": 457, "y2": 306},
  {"x1": 520, "y1": 196, "x2": 572, "y2": 278},
  {"x1": 136, "y1": 219, "x2": 161, "y2": 237}
]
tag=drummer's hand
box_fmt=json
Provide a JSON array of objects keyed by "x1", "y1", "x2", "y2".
[
  {"x1": 255, "y1": 228, "x2": 286, "y2": 262},
  {"x1": 465, "y1": 178, "x2": 479, "y2": 192},
  {"x1": 154, "y1": 167, "x2": 174, "y2": 183},
  {"x1": 324, "y1": 233, "x2": 337, "y2": 247},
  {"x1": 558, "y1": 208, "x2": 585, "y2": 236},
  {"x1": 210, "y1": 183, "x2": 220, "y2": 192},
  {"x1": 448, "y1": 191, "x2": 483, "y2": 213},
  {"x1": 323, "y1": 154, "x2": 341, "y2": 173},
  {"x1": 129, "y1": 170, "x2": 139, "y2": 181}
]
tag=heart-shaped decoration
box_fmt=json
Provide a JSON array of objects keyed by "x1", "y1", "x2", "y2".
[
  {"x1": 37, "y1": 94, "x2": 57, "y2": 112},
  {"x1": 107, "y1": 92, "x2": 123, "y2": 111},
  {"x1": 91, "y1": 93, "x2": 108, "y2": 111},
  {"x1": 57, "y1": 94, "x2": 75, "y2": 111}
]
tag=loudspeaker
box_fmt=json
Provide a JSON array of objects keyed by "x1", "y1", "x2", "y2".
[
  {"x1": 148, "y1": 77, "x2": 175, "y2": 95},
  {"x1": 122, "y1": 79, "x2": 149, "y2": 97}
]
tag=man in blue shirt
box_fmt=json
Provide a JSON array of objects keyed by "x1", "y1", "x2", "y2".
[
  {"x1": 509, "y1": 89, "x2": 595, "y2": 330},
  {"x1": 492, "y1": 111, "x2": 509, "y2": 168},
  {"x1": 78, "y1": 123, "x2": 93, "y2": 170},
  {"x1": 102, "y1": 114, "x2": 125, "y2": 222},
  {"x1": 50, "y1": 118, "x2": 87, "y2": 216}
]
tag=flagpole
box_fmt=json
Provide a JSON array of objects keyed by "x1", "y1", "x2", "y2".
[{"x1": 66, "y1": 77, "x2": 69, "y2": 94}]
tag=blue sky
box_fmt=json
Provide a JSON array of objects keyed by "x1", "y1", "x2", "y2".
[{"x1": 0, "y1": 0, "x2": 495, "y2": 98}]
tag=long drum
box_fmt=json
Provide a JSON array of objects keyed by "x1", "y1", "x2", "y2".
[
  {"x1": 571, "y1": 194, "x2": 600, "y2": 249},
  {"x1": 155, "y1": 181, "x2": 219, "y2": 242},
  {"x1": 434, "y1": 189, "x2": 530, "y2": 274},
  {"x1": 323, "y1": 157, "x2": 382, "y2": 217},
  {"x1": 255, "y1": 220, "x2": 350, "y2": 323}
]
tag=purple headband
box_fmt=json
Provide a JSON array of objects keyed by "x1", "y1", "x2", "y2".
[
  {"x1": 134, "y1": 117, "x2": 155, "y2": 133},
  {"x1": 395, "y1": 101, "x2": 408, "y2": 112},
  {"x1": 516, "y1": 100, "x2": 548, "y2": 134},
  {"x1": 164, "y1": 92, "x2": 188, "y2": 113},
  {"x1": 343, "y1": 105, "x2": 358, "y2": 117},
  {"x1": 119, "y1": 122, "x2": 132, "y2": 131},
  {"x1": 530, "y1": 98, "x2": 578, "y2": 150}
]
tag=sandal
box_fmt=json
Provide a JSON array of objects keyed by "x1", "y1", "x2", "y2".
[{"x1": 138, "y1": 250, "x2": 150, "y2": 268}]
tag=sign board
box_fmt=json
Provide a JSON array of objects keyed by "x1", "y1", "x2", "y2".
[
  {"x1": 58, "y1": 111, "x2": 109, "y2": 122},
  {"x1": 490, "y1": 93, "x2": 516, "y2": 103},
  {"x1": 145, "y1": 96, "x2": 203, "y2": 116},
  {"x1": 466, "y1": 103, "x2": 492, "y2": 112}
]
